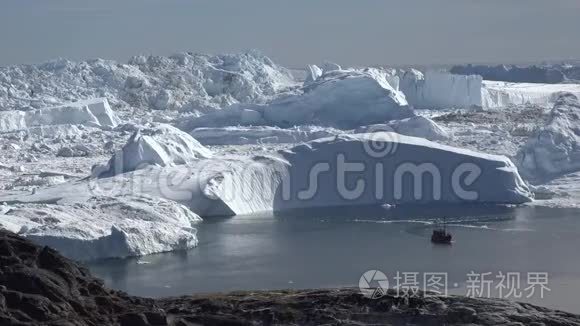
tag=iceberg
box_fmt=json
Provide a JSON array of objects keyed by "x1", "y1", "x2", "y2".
[
  {"x1": 274, "y1": 133, "x2": 531, "y2": 211},
  {"x1": 3, "y1": 133, "x2": 531, "y2": 219},
  {"x1": 515, "y1": 93, "x2": 580, "y2": 182},
  {"x1": 400, "y1": 71, "x2": 483, "y2": 110},
  {"x1": 398, "y1": 70, "x2": 580, "y2": 110},
  {"x1": 0, "y1": 51, "x2": 296, "y2": 113},
  {"x1": 0, "y1": 195, "x2": 201, "y2": 261},
  {"x1": 93, "y1": 123, "x2": 212, "y2": 177},
  {"x1": 482, "y1": 81, "x2": 580, "y2": 109},
  {"x1": 450, "y1": 64, "x2": 567, "y2": 84},
  {"x1": 304, "y1": 64, "x2": 323, "y2": 84},
  {"x1": 0, "y1": 98, "x2": 119, "y2": 133},
  {"x1": 354, "y1": 116, "x2": 451, "y2": 142},
  {"x1": 181, "y1": 69, "x2": 413, "y2": 130}
]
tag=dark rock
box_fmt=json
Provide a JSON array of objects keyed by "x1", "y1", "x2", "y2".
[{"x1": 1, "y1": 229, "x2": 580, "y2": 326}]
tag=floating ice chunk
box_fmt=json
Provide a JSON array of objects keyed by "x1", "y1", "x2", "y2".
[
  {"x1": 515, "y1": 93, "x2": 580, "y2": 182},
  {"x1": 482, "y1": 81, "x2": 580, "y2": 109},
  {"x1": 304, "y1": 64, "x2": 323, "y2": 84},
  {"x1": 95, "y1": 123, "x2": 212, "y2": 177},
  {"x1": 355, "y1": 116, "x2": 450, "y2": 141},
  {"x1": 320, "y1": 61, "x2": 342, "y2": 74},
  {"x1": 0, "y1": 98, "x2": 119, "y2": 133},
  {"x1": 181, "y1": 69, "x2": 412, "y2": 129},
  {"x1": 401, "y1": 71, "x2": 483, "y2": 109},
  {"x1": 1, "y1": 195, "x2": 201, "y2": 261},
  {"x1": 275, "y1": 133, "x2": 531, "y2": 210},
  {"x1": 260, "y1": 69, "x2": 412, "y2": 128}
]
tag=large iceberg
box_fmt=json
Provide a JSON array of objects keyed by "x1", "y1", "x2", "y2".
[
  {"x1": 0, "y1": 195, "x2": 201, "y2": 261},
  {"x1": 400, "y1": 71, "x2": 483, "y2": 110},
  {"x1": 275, "y1": 133, "x2": 531, "y2": 210},
  {"x1": 3, "y1": 133, "x2": 531, "y2": 218},
  {"x1": 0, "y1": 51, "x2": 296, "y2": 112},
  {"x1": 482, "y1": 81, "x2": 580, "y2": 109},
  {"x1": 515, "y1": 93, "x2": 580, "y2": 182},
  {"x1": 450, "y1": 64, "x2": 567, "y2": 84},
  {"x1": 0, "y1": 98, "x2": 119, "y2": 133},
  {"x1": 94, "y1": 123, "x2": 212, "y2": 177},
  {"x1": 180, "y1": 69, "x2": 413, "y2": 130},
  {"x1": 398, "y1": 70, "x2": 580, "y2": 110}
]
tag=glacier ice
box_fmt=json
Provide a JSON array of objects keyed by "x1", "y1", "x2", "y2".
[
  {"x1": 304, "y1": 64, "x2": 323, "y2": 84},
  {"x1": 401, "y1": 71, "x2": 483, "y2": 110},
  {"x1": 3, "y1": 132, "x2": 532, "y2": 219},
  {"x1": 482, "y1": 81, "x2": 580, "y2": 109},
  {"x1": 515, "y1": 93, "x2": 580, "y2": 182},
  {"x1": 0, "y1": 98, "x2": 119, "y2": 133},
  {"x1": 355, "y1": 116, "x2": 451, "y2": 141},
  {"x1": 181, "y1": 68, "x2": 413, "y2": 130},
  {"x1": 0, "y1": 51, "x2": 296, "y2": 113},
  {"x1": 398, "y1": 70, "x2": 580, "y2": 110},
  {"x1": 94, "y1": 123, "x2": 212, "y2": 177},
  {"x1": 274, "y1": 133, "x2": 531, "y2": 211},
  {"x1": 0, "y1": 195, "x2": 201, "y2": 261}
]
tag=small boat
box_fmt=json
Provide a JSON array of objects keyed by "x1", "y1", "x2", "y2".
[{"x1": 431, "y1": 217, "x2": 452, "y2": 244}]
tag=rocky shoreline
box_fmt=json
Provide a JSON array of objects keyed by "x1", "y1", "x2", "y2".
[{"x1": 1, "y1": 230, "x2": 579, "y2": 326}]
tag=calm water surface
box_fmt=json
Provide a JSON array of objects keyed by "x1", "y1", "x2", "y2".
[{"x1": 88, "y1": 205, "x2": 580, "y2": 313}]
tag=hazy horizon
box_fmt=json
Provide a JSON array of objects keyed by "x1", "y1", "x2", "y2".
[{"x1": 1, "y1": 0, "x2": 580, "y2": 68}]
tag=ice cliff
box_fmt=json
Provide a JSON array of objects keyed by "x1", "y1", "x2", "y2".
[
  {"x1": 180, "y1": 68, "x2": 413, "y2": 130},
  {"x1": 398, "y1": 70, "x2": 580, "y2": 110},
  {"x1": 0, "y1": 98, "x2": 119, "y2": 133},
  {"x1": 516, "y1": 93, "x2": 580, "y2": 182}
]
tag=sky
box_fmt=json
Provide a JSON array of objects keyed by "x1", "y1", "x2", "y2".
[{"x1": 1, "y1": 0, "x2": 579, "y2": 68}]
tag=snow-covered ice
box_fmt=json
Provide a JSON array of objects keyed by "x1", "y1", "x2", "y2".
[
  {"x1": 0, "y1": 195, "x2": 201, "y2": 261},
  {"x1": 276, "y1": 133, "x2": 531, "y2": 210},
  {"x1": 5, "y1": 50, "x2": 580, "y2": 261},
  {"x1": 93, "y1": 123, "x2": 212, "y2": 177},
  {"x1": 401, "y1": 71, "x2": 483, "y2": 110},
  {"x1": 181, "y1": 68, "x2": 413, "y2": 130},
  {"x1": 0, "y1": 98, "x2": 119, "y2": 133},
  {"x1": 355, "y1": 116, "x2": 451, "y2": 141},
  {"x1": 515, "y1": 93, "x2": 580, "y2": 182},
  {"x1": 190, "y1": 125, "x2": 343, "y2": 145},
  {"x1": 1, "y1": 132, "x2": 532, "y2": 220},
  {"x1": 482, "y1": 81, "x2": 580, "y2": 109},
  {"x1": 398, "y1": 70, "x2": 580, "y2": 110},
  {"x1": 0, "y1": 51, "x2": 296, "y2": 113}
]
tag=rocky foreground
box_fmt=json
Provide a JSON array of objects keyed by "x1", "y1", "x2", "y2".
[{"x1": 1, "y1": 230, "x2": 579, "y2": 326}]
